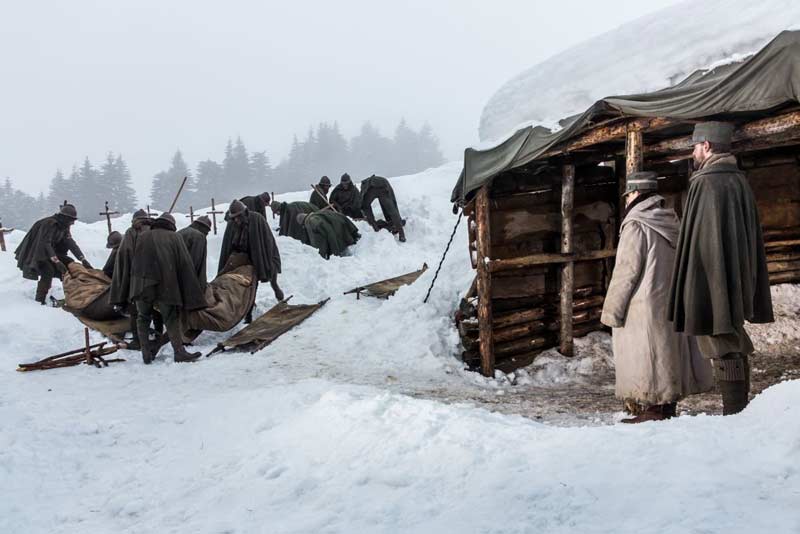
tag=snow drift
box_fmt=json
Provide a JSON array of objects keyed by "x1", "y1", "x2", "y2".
[{"x1": 479, "y1": 0, "x2": 800, "y2": 143}]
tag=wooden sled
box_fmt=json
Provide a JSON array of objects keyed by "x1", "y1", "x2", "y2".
[
  {"x1": 207, "y1": 296, "x2": 329, "y2": 356},
  {"x1": 343, "y1": 263, "x2": 428, "y2": 299}
]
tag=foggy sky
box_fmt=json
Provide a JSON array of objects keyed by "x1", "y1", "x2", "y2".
[{"x1": 0, "y1": 0, "x2": 682, "y2": 201}]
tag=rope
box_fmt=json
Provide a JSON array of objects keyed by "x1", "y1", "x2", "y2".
[{"x1": 423, "y1": 210, "x2": 464, "y2": 303}]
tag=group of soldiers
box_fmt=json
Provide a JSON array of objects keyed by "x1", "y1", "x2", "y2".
[
  {"x1": 13, "y1": 173, "x2": 406, "y2": 364},
  {"x1": 601, "y1": 121, "x2": 774, "y2": 421}
]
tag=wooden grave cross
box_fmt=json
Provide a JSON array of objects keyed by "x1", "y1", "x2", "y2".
[
  {"x1": 207, "y1": 198, "x2": 224, "y2": 235},
  {"x1": 0, "y1": 217, "x2": 14, "y2": 252},
  {"x1": 98, "y1": 201, "x2": 119, "y2": 235},
  {"x1": 189, "y1": 206, "x2": 196, "y2": 223}
]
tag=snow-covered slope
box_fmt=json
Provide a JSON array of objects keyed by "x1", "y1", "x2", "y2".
[
  {"x1": 1, "y1": 164, "x2": 799, "y2": 533},
  {"x1": 480, "y1": 0, "x2": 800, "y2": 143}
]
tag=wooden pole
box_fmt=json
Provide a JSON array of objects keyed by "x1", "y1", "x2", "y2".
[
  {"x1": 559, "y1": 164, "x2": 575, "y2": 357},
  {"x1": 0, "y1": 218, "x2": 12, "y2": 252},
  {"x1": 189, "y1": 206, "x2": 195, "y2": 223},
  {"x1": 475, "y1": 185, "x2": 494, "y2": 377},
  {"x1": 625, "y1": 125, "x2": 644, "y2": 178},
  {"x1": 167, "y1": 176, "x2": 188, "y2": 214}
]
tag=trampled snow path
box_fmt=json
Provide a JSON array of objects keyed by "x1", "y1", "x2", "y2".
[{"x1": 2, "y1": 163, "x2": 799, "y2": 533}]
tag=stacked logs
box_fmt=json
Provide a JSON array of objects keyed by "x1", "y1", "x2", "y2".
[
  {"x1": 764, "y1": 229, "x2": 800, "y2": 285},
  {"x1": 458, "y1": 286, "x2": 606, "y2": 372}
]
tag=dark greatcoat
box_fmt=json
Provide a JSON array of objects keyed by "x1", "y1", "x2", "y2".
[
  {"x1": 130, "y1": 220, "x2": 207, "y2": 310},
  {"x1": 219, "y1": 210, "x2": 281, "y2": 283},
  {"x1": 177, "y1": 223, "x2": 208, "y2": 290},
  {"x1": 304, "y1": 211, "x2": 361, "y2": 259},
  {"x1": 110, "y1": 226, "x2": 148, "y2": 306},
  {"x1": 278, "y1": 201, "x2": 316, "y2": 243},
  {"x1": 102, "y1": 248, "x2": 118, "y2": 279},
  {"x1": 309, "y1": 189, "x2": 328, "y2": 210},
  {"x1": 668, "y1": 154, "x2": 774, "y2": 335},
  {"x1": 360, "y1": 175, "x2": 403, "y2": 229},
  {"x1": 14, "y1": 214, "x2": 85, "y2": 280},
  {"x1": 240, "y1": 195, "x2": 268, "y2": 220},
  {"x1": 330, "y1": 183, "x2": 363, "y2": 218}
]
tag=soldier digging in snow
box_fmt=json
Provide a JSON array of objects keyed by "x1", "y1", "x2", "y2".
[
  {"x1": 668, "y1": 121, "x2": 774, "y2": 415},
  {"x1": 601, "y1": 172, "x2": 712, "y2": 423},
  {"x1": 309, "y1": 175, "x2": 332, "y2": 210},
  {"x1": 270, "y1": 200, "x2": 316, "y2": 243},
  {"x1": 329, "y1": 173, "x2": 363, "y2": 219},
  {"x1": 14, "y1": 203, "x2": 92, "y2": 304},
  {"x1": 360, "y1": 175, "x2": 406, "y2": 242},
  {"x1": 239, "y1": 192, "x2": 271, "y2": 220},
  {"x1": 219, "y1": 199, "x2": 284, "y2": 323},
  {"x1": 296, "y1": 211, "x2": 360, "y2": 260},
  {"x1": 177, "y1": 215, "x2": 212, "y2": 291},
  {"x1": 130, "y1": 213, "x2": 207, "y2": 364}
]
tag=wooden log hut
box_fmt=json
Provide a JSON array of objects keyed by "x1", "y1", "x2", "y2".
[{"x1": 452, "y1": 31, "x2": 800, "y2": 376}]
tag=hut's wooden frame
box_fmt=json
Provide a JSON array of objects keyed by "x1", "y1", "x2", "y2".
[{"x1": 462, "y1": 108, "x2": 800, "y2": 377}]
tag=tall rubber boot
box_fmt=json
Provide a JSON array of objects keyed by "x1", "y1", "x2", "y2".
[{"x1": 166, "y1": 320, "x2": 200, "y2": 362}]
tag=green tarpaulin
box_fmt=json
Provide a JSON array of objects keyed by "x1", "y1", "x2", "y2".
[{"x1": 453, "y1": 30, "x2": 800, "y2": 203}]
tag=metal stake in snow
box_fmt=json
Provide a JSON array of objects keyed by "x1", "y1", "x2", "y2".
[
  {"x1": 423, "y1": 209, "x2": 463, "y2": 304},
  {"x1": 98, "y1": 201, "x2": 119, "y2": 235},
  {"x1": 207, "y1": 198, "x2": 224, "y2": 235}
]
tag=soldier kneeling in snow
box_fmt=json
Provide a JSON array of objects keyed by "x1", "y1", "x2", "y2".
[{"x1": 601, "y1": 172, "x2": 712, "y2": 423}]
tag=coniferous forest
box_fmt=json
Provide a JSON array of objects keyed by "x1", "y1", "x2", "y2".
[{"x1": 0, "y1": 120, "x2": 443, "y2": 229}]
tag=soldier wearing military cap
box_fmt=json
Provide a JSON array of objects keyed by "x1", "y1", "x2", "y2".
[
  {"x1": 310, "y1": 175, "x2": 332, "y2": 210},
  {"x1": 329, "y1": 173, "x2": 364, "y2": 219},
  {"x1": 240, "y1": 192, "x2": 271, "y2": 220},
  {"x1": 102, "y1": 231, "x2": 123, "y2": 279},
  {"x1": 602, "y1": 172, "x2": 713, "y2": 423},
  {"x1": 668, "y1": 121, "x2": 774, "y2": 415},
  {"x1": 219, "y1": 198, "x2": 284, "y2": 323},
  {"x1": 14, "y1": 203, "x2": 92, "y2": 304},
  {"x1": 109, "y1": 209, "x2": 154, "y2": 350},
  {"x1": 130, "y1": 212, "x2": 207, "y2": 364},
  {"x1": 177, "y1": 215, "x2": 212, "y2": 290}
]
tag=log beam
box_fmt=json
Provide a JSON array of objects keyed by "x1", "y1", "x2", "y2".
[
  {"x1": 646, "y1": 110, "x2": 800, "y2": 159},
  {"x1": 559, "y1": 164, "x2": 575, "y2": 357},
  {"x1": 475, "y1": 185, "x2": 495, "y2": 377},
  {"x1": 487, "y1": 249, "x2": 617, "y2": 273},
  {"x1": 542, "y1": 117, "x2": 675, "y2": 159}
]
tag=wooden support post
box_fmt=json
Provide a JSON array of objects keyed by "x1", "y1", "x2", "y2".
[
  {"x1": 625, "y1": 125, "x2": 644, "y2": 177},
  {"x1": 0, "y1": 218, "x2": 12, "y2": 252},
  {"x1": 475, "y1": 185, "x2": 494, "y2": 377},
  {"x1": 559, "y1": 164, "x2": 575, "y2": 357}
]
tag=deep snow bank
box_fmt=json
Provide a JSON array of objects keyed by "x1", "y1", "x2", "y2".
[
  {"x1": 1, "y1": 163, "x2": 799, "y2": 533},
  {"x1": 479, "y1": 0, "x2": 800, "y2": 143}
]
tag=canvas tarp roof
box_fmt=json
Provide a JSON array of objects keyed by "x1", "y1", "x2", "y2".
[
  {"x1": 208, "y1": 298, "x2": 329, "y2": 356},
  {"x1": 452, "y1": 30, "x2": 800, "y2": 203}
]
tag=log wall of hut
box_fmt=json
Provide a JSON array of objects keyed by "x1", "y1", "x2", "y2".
[{"x1": 458, "y1": 131, "x2": 800, "y2": 376}]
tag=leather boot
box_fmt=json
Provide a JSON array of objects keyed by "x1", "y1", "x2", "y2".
[
  {"x1": 137, "y1": 322, "x2": 154, "y2": 364},
  {"x1": 720, "y1": 380, "x2": 749, "y2": 415},
  {"x1": 621, "y1": 404, "x2": 666, "y2": 424},
  {"x1": 35, "y1": 277, "x2": 51, "y2": 305},
  {"x1": 397, "y1": 227, "x2": 407, "y2": 243},
  {"x1": 166, "y1": 321, "x2": 200, "y2": 362},
  {"x1": 662, "y1": 402, "x2": 677, "y2": 419},
  {"x1": 125, "y1": 313, "x2": 141, "y2": 350}
]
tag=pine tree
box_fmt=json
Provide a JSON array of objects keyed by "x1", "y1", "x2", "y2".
[
  {"x1": 193, "y1": 159, "x2": 224, "y2": 207},
  {"x1": 315, "y1": 122, "x2": 349, "y2": 180},
  {"x1": 74, "y1": 157, "x2": 102, "y2": 222},
  {"x1": 150, "y1": 150, "x2": 193, "y2": 212},
  {"x1": 416, "y1": 122, "x2": 445, "y2": 171},
  {"x1": 390, "y1": 119, "x2": 420, "y2": 176},
  {"x1": 350, "y1": 122, "x2": 393, "y2": 179},
  {"x1": 222, "y1": 137, "x2": 251, "y2": 197},
  {"x1": 47, "y1": 169, "x2": 72, "y2": 213},
  {"x1": 103, "y1": 153, "x2": 137, "y2": 213},
  {"x1": 249, "y1": 151, "x2": 273, "y2": 193}
]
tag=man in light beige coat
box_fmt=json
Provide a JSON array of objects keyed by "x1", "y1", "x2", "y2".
[{"x1": 601, "y1": 172, "x2": 713, "y2": 423}]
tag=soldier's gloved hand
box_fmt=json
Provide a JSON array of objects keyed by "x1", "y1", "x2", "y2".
[
  {"x1": 81, "y1": 258, "x2": 93, "y2": 269},
  {"x1": 55, "y1": 261, "x2": 67, "y2": 275},
  {"x1": 274, "y1": 287, "x2": 285, "y2": 301}
]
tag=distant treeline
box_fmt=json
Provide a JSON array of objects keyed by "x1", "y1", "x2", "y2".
[{"x1": 0, "y1": 119, "x2": 443, "y2": 229}]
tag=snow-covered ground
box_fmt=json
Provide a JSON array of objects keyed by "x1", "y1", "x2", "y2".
[
  {"x1": 479, "y1": 0, "x2": 800, "y2": 143},
  {"x1": 2, "y1": 163, "x2": 799, "y2": 533}
]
